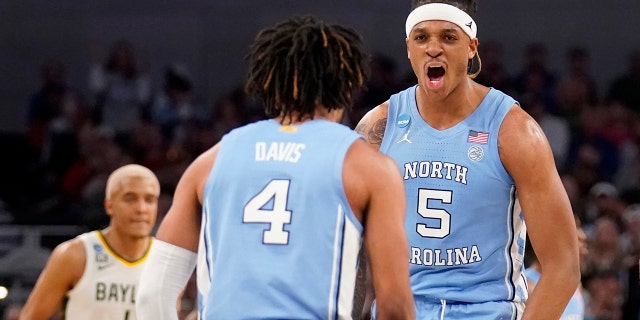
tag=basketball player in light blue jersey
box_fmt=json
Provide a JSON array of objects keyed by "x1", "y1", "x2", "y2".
[
  {"x1": 136, "y1": 16, "x2": 415, "y2": 320},
  {"x1": 355, "y1": 1, "x2": 580, "y2": 319}
]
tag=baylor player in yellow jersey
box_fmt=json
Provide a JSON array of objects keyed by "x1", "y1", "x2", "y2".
[{"x1": 20, "y1": 164, "x2": 160, "y2": 320}]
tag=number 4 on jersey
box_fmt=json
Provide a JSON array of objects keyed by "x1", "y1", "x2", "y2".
[{"x1": 243, "y1": 179, "x2": 292, "y2": 245}]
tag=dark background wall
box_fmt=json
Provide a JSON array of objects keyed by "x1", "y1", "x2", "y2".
[{"x1": 1, "y1": 0, "x2": 639, "y2": 132}]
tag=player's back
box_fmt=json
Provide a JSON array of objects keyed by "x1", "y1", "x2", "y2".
[{"x1": 198, "y1": 119, "x2": 364, "y2": 319}]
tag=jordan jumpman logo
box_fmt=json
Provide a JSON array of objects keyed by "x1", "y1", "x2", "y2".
[{"x1": 397, "y1": 129, "x2": 412, "y2": 144}]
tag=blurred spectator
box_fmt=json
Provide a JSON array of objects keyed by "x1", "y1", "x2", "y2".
[
  {"x1": 614, "y1": 114, "x2": 640, "y2": 197},
  {"x1": 88, "y1": 39, "x2": 151, "y2": 142},
  {"x1": 584, "y1": 271, "x2": 624, "y2": 320},
  {"x1": 565, "y1": 106, "x2": 620, "y2": 188},
  {"x1": 599, "y1": 101, "x2": 635, "y2": 150},
  {"x1": 348, "y1": 53, "x2": 400, "y2": 128},
  {"x1": 607, "y1": 50, "x2": 640, "y2": 113},
  {"x1": 27, "y1": 59, "x2": 89, "y2": 176},
  {"x1": 126, "y1": 122, "x2": 167, "y2": 170},
  {"x1": 583, "y1": 216, "x2": 628, "y2": 281},
  {"x1": 209, "y1": 96, "x2": 244, "y2": 146},
  {"x1": 555, "y1": 46, "x2": 599, "y2": 120},
  {"x1": 562, "y1": 174, "x2": 588, "y2": 221},
  {"x1": 522, "y1": 94, "x2": 571, "y2": 169},
  {"x1": 59, "y1": 125, "x2": 133, "y2": 229},
  {"x1": 232, "y1": 85, "x2": 267, "y2": 124},
  {"x1": 584, "y1": 182, "x2": 627, "y2": 230},
  {"x1": 512, "y1": 42, "x2": 558, "y2": 114},
  {"x1": 620, "y1": 205, "x2": 640, "y2": 261},
  {"x1": 474, "y1": 39, "x2": 514, "y2": 95},
  {"x1": 209, "y1": 85, "x2": 265, "y2": 144},
  {"x1": 620, "y1": 206, "x2": 640, "y2": 319},
  {"x1": 12, "y1": 59, "x2": 90, "y2": 225},
  {"x1": 27, "y1": 59, "x2": 70, "y2": 151},
  {"x1": 40, "y1": 91, "x2": 89, "y2": 177},
  {"x1": 151, "y1": 63, "x2": 208, "y2": 144}
]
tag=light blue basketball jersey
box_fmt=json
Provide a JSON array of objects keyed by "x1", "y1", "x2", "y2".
[
  {"x1": 380, "y1": 86, "x2": 528, "y2": 318},
  {"x1": 525, "y1": 268, "x2": 585, "y2": 320},
  {"x1": 197, "y1": 119, "x2": 364, "y2": 319}
]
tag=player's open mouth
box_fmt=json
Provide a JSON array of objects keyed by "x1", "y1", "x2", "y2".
[
  {"x1": 426, "y1": 66, "x2": 445, "y2": 88},
  {"x1": 428, "y1": 66, "x2": 444, "y2": 81}
]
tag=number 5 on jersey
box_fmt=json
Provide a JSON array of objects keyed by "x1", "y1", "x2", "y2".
[
  {"x1": 243, "y1": 179, "x2": 292, "y2": 245},
  {"x1": 417, "y1": 189, "x2": 452, "y2": 238}
]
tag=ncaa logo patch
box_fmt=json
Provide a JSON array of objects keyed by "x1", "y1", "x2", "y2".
[
  {"x1": 467, "y1": 145, "x2": 484, "y2": 162},
  {"x1": 93, "y1": 243, "x2": 108, "y2": 262},
  {"x1": 396, "y1": 114, "x2": 411, "y2": 128}
]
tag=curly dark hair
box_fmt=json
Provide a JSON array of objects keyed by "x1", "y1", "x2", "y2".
[
  {"x1": 411, "y1": 0, "x2": 477, "y2": 17},
  {"x1": 244, "y1": 16, "x2": 370, "y2": 122}
]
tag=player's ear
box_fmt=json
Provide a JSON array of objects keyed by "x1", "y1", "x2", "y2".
[
  {"x1": 406, "y1": 37, "x2": 411, "y2": 60},
  {"x1": 468, "y1": 38, "x2": 479, "y2": 59},
  {"x1": 104, "y1": 199, "x2": 114, "y2": 217}
]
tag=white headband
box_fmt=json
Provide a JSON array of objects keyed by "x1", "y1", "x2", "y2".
[{"x1": 405, "y1": 3, "x2": 477, "y2": 39}]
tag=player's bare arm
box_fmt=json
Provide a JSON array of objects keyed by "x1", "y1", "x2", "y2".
[
  {"x1": 499, "y1": 105, "x2": 580, "y2": 320},
  {"x1": 363, "y1": 148, "x2": 414, "y2": 319},
  {"x1": 351, "y1": 247, "x2": 373, "y2": 320},
  {"x1": 155, "y1": 144, "x2": 219, "y2": 252},
  {"x1": 352, "y1": 102, "x2": 390, "y2": 318},
  {"x1": 136, "y1": 147, "x2": 218, "y2": 319},
  {"x1": 19, "y1": 239, "x2": 85, "y2": 320},
  {"x1": 344, "y1": 139, "x2": 414, "y2": 319},
  {"x1": 355, "y1": 102, "x2": 389, "y2": 149}
]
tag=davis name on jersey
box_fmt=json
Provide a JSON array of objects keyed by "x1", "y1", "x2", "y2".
[{"x1": 255, "y1": 141, "x2": 306, "y2": 163}]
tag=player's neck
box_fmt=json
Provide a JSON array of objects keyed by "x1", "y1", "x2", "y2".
[
  {"x1": 100, "y1": 228, "x2": 151, "y2": 262},
  {"x1": 416, "y1": 80, "x2": 488, "y2": 130}
]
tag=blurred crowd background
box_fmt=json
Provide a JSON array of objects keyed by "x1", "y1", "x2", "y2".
[{"x1": 0, "y1": 1, "x2": 639, "y2": 319}]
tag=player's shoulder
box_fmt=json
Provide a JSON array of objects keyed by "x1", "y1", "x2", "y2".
[
  {"x1": 48, "y1": 234, "x2": 87, "y2": 268},
  {"x1": 499, "y1": 103, "x2": 545, "y2": 145},
  {"x1": 187, "y1": 143, "x2": 219, "y2": 177},
  {"x1": 357, "y1": 101, "x2": 389, "y2": 129},
  {"x1": 355, "y1": 100, "x2": 390, "y2": 147},
  {"x1": 343, "y1": 138, "x2": 403, "y2": 217},
  {"x1": 56, "y1": 233, "x2": 86, "y2": 250},
  {"x1": 498, "y1": 102, "x2": 555, "y2": 171},
  {"x1": 181, "y1": 142, "x2": 221, "y2": 200},
  {"x1": 346, "y1": 139, "x2": 398, "y2": 176}
]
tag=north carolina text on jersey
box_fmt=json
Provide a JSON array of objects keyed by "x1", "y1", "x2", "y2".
[
  {"x1": 403, "y1": 160, "x2": 468, "y2": 184},
  {"x1": 410, "y1": 245, "x2": 482, "y2": 266}
]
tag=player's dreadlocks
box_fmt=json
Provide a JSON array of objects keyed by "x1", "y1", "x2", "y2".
[{"x1": 245, "y1": 16, "x2": 370, "y2": 122}]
